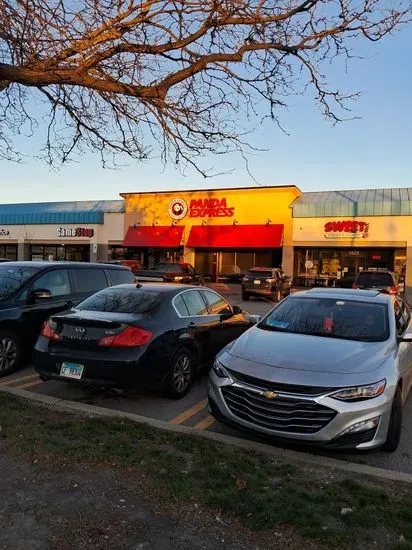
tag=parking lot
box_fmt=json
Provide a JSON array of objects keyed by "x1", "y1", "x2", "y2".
[{"x1": 2, "y1": 293, "x2": 412, "y2": 475}]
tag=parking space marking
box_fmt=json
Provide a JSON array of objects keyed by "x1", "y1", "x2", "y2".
[
  {"x1": 194, "y1": 415, "x2": 215, "y2": 430},
  {"x1": 0, "y1": 372, "x2": 38, "y2": 387},
  {"x1": 169, "y1": 399, "x2": 208, "y2": 425},
  {"x1": 16, "y1": 378, "x2": 43, "y2": 390}
]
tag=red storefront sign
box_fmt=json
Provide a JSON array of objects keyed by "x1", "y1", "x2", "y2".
[
  {"x1": 324, "y1": 220, "x2": 369, "y2": 238},
  {"x1": 189, "y1": 198, "x2": 234, "y2": 218}
]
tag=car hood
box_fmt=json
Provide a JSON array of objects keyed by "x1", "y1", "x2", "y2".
[{"x1": 226, "y1": 326, "x2": 392, "y2": 375}]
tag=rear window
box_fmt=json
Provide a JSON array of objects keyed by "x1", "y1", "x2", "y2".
[
  {"x1": 356, "y1": 272, "x2": 394, "y2": 287},
  {"x1": 107, "y1": 268, "x2": 135, "y2": 286},
  {"x1": 248, "y1": 270, "x2": 273, "y2": 278},
  {"x1": 76, "y1": 287, "x2": 162, "y2": 313}
]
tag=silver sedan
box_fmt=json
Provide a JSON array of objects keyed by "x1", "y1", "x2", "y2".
[{"x1": 208, "y1": 288, "x2": 412, "y2": 451}]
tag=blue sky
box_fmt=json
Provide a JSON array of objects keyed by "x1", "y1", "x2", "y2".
[{"x1": 1, "y1": 26, "x2": 411, "y2": 203}]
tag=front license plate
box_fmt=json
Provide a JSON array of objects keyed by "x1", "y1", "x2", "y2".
[
  {"x1": 60, "y1": 362, "x2": 84, "y2": 380},
  {"x1": 254, "y1": 280, "x2": 261, "y2": 285}
]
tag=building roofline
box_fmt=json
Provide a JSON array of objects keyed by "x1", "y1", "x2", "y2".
[{"x1": 120, "y1": 184, "x2": 301, "y2": 197}]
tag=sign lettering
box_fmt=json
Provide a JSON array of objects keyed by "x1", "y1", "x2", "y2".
[
  {"x1": 324, "y1": 220, "x2": 369, "y2": 239},
  {"x1": 189, "y1": 198, "x2": 234, "y2": 218},
  {"x1": 57, "y1": 227, "x2": 94, "y2": 238}
]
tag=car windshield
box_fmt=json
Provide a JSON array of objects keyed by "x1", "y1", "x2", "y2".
[
  {"x1": 259, "y1": 296, "x2": 389, "y2": 342},
  {"x1": 0, "y1": 266, "x2": 38, "y2": 299},
  {"x1": 356, "y1": 272, "x2": 394, "y2": 286},
  {"x1": 155, "y1": 263, "x2": 182, "y2": 273},
  {"x1": 77, "y1": 287, "x2": 162, "y2": 314}
]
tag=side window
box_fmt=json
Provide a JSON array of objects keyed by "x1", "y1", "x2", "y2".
[
  {"x1": 202, "y1": 290, "x2": 232, "y2": 315},
  {"x1": 33, "y1": 269, "x2": 71, "y2": 297},
  {"x1": 394, "y1": 300, "x2": 408, "y2": 335},
  {"x1": 181, "y1": 291, "x2": 208, "y2": 316},
  {"x1": 173, "y1": 294, "x2": 190, "y2": 317},
  {"x1": 72, "y1": 268, "x2": 108, "y2": 294},
  {"x1": 108, "y1": 269, "x2": 135, "y2": 286},
  {"x1": 187, "y1": 266, "x2": 195, "y2": 275}
]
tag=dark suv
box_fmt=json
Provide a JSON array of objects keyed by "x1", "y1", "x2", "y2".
[
  {"x1": 0, "y1": 262, "x2": 135, "y2": 377},
  {"x1": 353, "y1": 269, "x2": 400, "y2": 295},
  {"x1": 241, "y1": 267, "x2": 291, "y2": 302}
]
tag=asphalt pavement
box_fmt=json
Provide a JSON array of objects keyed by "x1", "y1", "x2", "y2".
[{"x1": 1, "y1": 294, "x2": 412, "y2": 475}]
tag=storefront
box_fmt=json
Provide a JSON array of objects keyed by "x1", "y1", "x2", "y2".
[
  {"x1": 0, "y1": 200, "x2": 124, "y2": 262},
  {"x1": 121, "y1": 186, "x2": 300, "y2": 279},
  {"x1": 291, "y1": 189, "x2": 409, "y2": 288}
]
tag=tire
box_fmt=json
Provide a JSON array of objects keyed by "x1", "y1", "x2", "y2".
[
  {"x1": 242, "y1": 293, "x2": 250, "y2": 301},
  {"x1": 272, "y1": 289, "x2": 282, "y2": 302},
  {"x1": 0, "y1": 330, "x2": 24, "y2": 378},
  {"x1": 382, "y1": 385, "x2": 402, "y2": 452},
  {"x1": 165, "y1": 348, "x2": 195, "y2": 399}
]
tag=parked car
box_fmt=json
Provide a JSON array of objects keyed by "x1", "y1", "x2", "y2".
[
  {"x1": 353, "y1": 269, "x2": 400, "y2": 294},
  {"x1": 241, "y1": 267, "x2": 291, "y2": 302},
  {"x1": 34, "y1": 284, "x2": 256, "y2": 398},
  {"x1": 335, "y1": 272, "x2": 356, "y2": 289},
  {"x1": 209, "y1": 288, "x2": 412, "y2": 452},
  {"x1": 135, "y1": 263, "x2": 204, "y2": 285},
  {"x1": 0, "y1": 261, "x2": 135, "y2": 377}
]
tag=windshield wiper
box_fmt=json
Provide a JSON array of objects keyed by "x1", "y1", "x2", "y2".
[{"x1": 259, "y1": 324, "x2": 291, "y2": 333}]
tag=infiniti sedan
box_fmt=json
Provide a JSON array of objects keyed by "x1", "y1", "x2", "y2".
[
  {"x1": 208, "y1": 288, "x2": 412, "y2": 451},
  {"x1": 34, "y1": 284, "x2": 255, "y2": 398}
]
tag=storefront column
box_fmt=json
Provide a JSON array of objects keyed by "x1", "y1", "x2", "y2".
[
  {"x1": 17, "y1": 243, "x2": 25, "y2": 261},
  {"x1": 183, "y1": 247, "x2": 195, "y2": 266},
  {"x1": 405, "y1": 246, "x2": 412, "y2": 304},
  {"x1": 282, "y1": 246, "x2": 294, "y2": 277}
]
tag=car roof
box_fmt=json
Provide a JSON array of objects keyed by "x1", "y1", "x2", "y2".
[
  {"x1": 292, "y1": 287, "x2": 392, "y2": 304},
  {"x1": 0, "y1": 261, "x2": 129, "y2": 270},
  {"x1": 107, "y1": 283, "x2": 205, "y2": 294}
]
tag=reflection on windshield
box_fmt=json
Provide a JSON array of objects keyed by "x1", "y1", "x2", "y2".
[
  {"x1": 0, "y1": 267, "x2": 38, "y2": 299},
  {"x1": 260, "y1": 297, "x2": 389, "y2": 342},
  {"x1": 77, "y1": 287, "x2": 162, "y2": 313}
]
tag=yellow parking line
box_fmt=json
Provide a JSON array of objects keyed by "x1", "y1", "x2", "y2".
[
  {"x1": 0, "y1": 372, "x2": 38, "y2": 387},
  {"x1": 16, "y1": 378, "x2": 43, "y2": 390},
  {"x1": 194, "y1": 415, "x2": 216, "y2": 431},
  {"x1": 169, "y1": 399, "x2": 208, "y2": 425}
]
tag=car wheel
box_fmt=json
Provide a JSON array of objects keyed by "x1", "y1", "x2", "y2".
[
  {"x1": 242, "y1": 293, "x2": 250, "y2": 301},
  {"x1": 272, "y1": 289, "x2": 282, "y2": 302},
  {"x1": 0, "y1": 330, "x2": 23, "y2": 377},
  {"x1": 382, "y1": 385, "x2": 402, "y2": 453},
  {"x1": 165, "y1": 348, "x2": 195, "y2": 399}
]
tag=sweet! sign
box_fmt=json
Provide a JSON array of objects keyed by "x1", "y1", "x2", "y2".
[{"x1": 324, "y1": 220, "x2": 369, "y2": 239}]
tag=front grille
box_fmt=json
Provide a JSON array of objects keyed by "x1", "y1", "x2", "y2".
[
  {"x1": 227, "y1": 369, "x2": 337, "y2": 396},
  {"x1": 221, "y1": 386, "x2": 336, "y2": 434},
  {"x1": 325, "y1": 427, "x2": 377, "y2": 449}
]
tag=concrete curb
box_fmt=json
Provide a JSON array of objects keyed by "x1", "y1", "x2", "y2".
[{"x1": 1, "y1": 384, "x2": 412, "y2": 484}]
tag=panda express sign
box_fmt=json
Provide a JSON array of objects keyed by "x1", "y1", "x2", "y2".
[
  {"x1": 168, "y1": 197, "x2": 234, "y2": 220},
  {"x1": 324, "y1": 220, "x2": 369, "y2": 239}
]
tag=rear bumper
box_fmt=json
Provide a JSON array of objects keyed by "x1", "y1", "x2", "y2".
[
  {"x1": 34, "y1": 340, "x2": 171, "y2": 389},
  {"x1": 242, "y1": 286, "x2": 273, "y2": 296}
]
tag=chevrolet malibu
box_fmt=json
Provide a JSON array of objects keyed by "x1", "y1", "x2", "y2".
[
  {"x1": 208, "y1": 288, "x2": 412, "y2": 451},
  {"x1": 35, "y1": 283, "x2": 255, "y2": 398}
]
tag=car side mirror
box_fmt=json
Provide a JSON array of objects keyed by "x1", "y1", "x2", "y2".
[
  {"x1": 232, "y1": 305, "x2": 242, "y2": 315},
  {"x1": 398, "y1": 331, "x2": 412, "y2": 343},
  {"x1": 250, "y1": 314, "x2": 261, "y2": 324},
  {"x1": 32, "y1": 288, "x2": 52, "y2": 300}
]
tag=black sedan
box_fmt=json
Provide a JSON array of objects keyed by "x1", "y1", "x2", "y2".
[{"x1": 34, "y1": 284, "x2": 256, "y2": 398}]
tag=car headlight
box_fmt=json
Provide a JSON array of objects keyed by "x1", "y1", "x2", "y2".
[
  {"x1": 173, "y1": 276, "x2": 184, "y2": 282},
  {"x1": 330, "y1": 380, "x2": 386, "y2": 402},
  {"x1": 212, "y1": 359, "x2": 232, "y2": 379}
]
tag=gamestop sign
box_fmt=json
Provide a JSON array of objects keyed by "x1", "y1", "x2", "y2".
[
  {"x1": 57, "y1": 227, "x2": 95, "y2": 238},
  {"x1": 324, "y1": 220, "x2": 369, "y2": 239}
]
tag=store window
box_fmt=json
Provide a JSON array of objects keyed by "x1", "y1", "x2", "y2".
[
  {"x1": 30, "y1": 245, "x2": 90, "y2": 262},
  {"x1": 0, "y1": 245, "x2": 17, "y2": 261}
]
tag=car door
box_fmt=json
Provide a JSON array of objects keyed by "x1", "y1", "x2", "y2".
[
  {"x1": 394, "y1": 298, "x2": 412, "y2": 397},
  {"x1": 20, "y1": 268, "x2": 73, "y2": 345},
  {"x1": 175, "y1": 289, "x2": 220, "y2": 365},
  {"x1": 70, "y1": 267, "x2": 109, "y2": 304},
  {"x1": 201, "y1": 289, "x2": 251, "y2": 354}
]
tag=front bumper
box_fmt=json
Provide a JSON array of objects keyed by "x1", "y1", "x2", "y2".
[{"x1": 208, "y1": 370, "x2": 393, "y2": 450}]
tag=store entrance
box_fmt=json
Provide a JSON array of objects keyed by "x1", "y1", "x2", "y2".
[
  {"x1": 30, "y1": 244, "x2": 90, "y2": 262},
  {"x1": 126, "y1": 247, "x2": 184, "y2": 268}
]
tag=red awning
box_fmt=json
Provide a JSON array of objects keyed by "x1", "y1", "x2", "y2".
[
  {"x1": 186, "y1": 224, "x2": 283, "y2": 249},
  {"x1": 123, "y1": 226, "x2": 184, "y2": 247}
]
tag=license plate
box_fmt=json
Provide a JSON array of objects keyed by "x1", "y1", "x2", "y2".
[
  {"x1": 60, "y1": 362, "x2": 84, "y2": 380},
  {"x1": 254, "y1": 280, "x2": 261, "y2": 285}
]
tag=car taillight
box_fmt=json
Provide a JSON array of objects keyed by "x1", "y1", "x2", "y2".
[
  {"x1": 352, "y1": 283, "x2": 359, "y2": 289},
  {"x1": 98, "y1": 326, "x2": 153, "y2": 347},
  {"x1": 389, "y1": 286, "x2": 397, "y2": 294},
  {"x1": 41, "y1": 321, "x2": 61, "y2": 341}
]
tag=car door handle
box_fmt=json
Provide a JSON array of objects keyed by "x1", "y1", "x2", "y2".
[{"x1": 188, "y1": 322, "x2": 195, "y2": 327}]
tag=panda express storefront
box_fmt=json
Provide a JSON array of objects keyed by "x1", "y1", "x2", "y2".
[{"x1": 121, "y1": 186, "x2": 300, "y2": 279}]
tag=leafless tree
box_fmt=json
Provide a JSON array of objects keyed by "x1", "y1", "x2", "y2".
[{"x1": 0, "y1": 1, "x2": 410, "y2": 174}]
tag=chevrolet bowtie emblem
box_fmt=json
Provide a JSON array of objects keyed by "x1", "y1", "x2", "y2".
[{"x1": 261, "y1": 391, "x2": 279, "y2": 400}]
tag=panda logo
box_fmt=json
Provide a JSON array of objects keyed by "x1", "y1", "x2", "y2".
[{"x1": 168, "y1": 198, "x2": 188, "y2": 220}]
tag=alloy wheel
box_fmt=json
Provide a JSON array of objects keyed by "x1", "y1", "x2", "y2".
[
  {"x1": 172, "y1": 353, "x2": 192, "y2": 393},
  {"x1": 0, "y1": 337, "x2": 17, "y2": 372}
]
